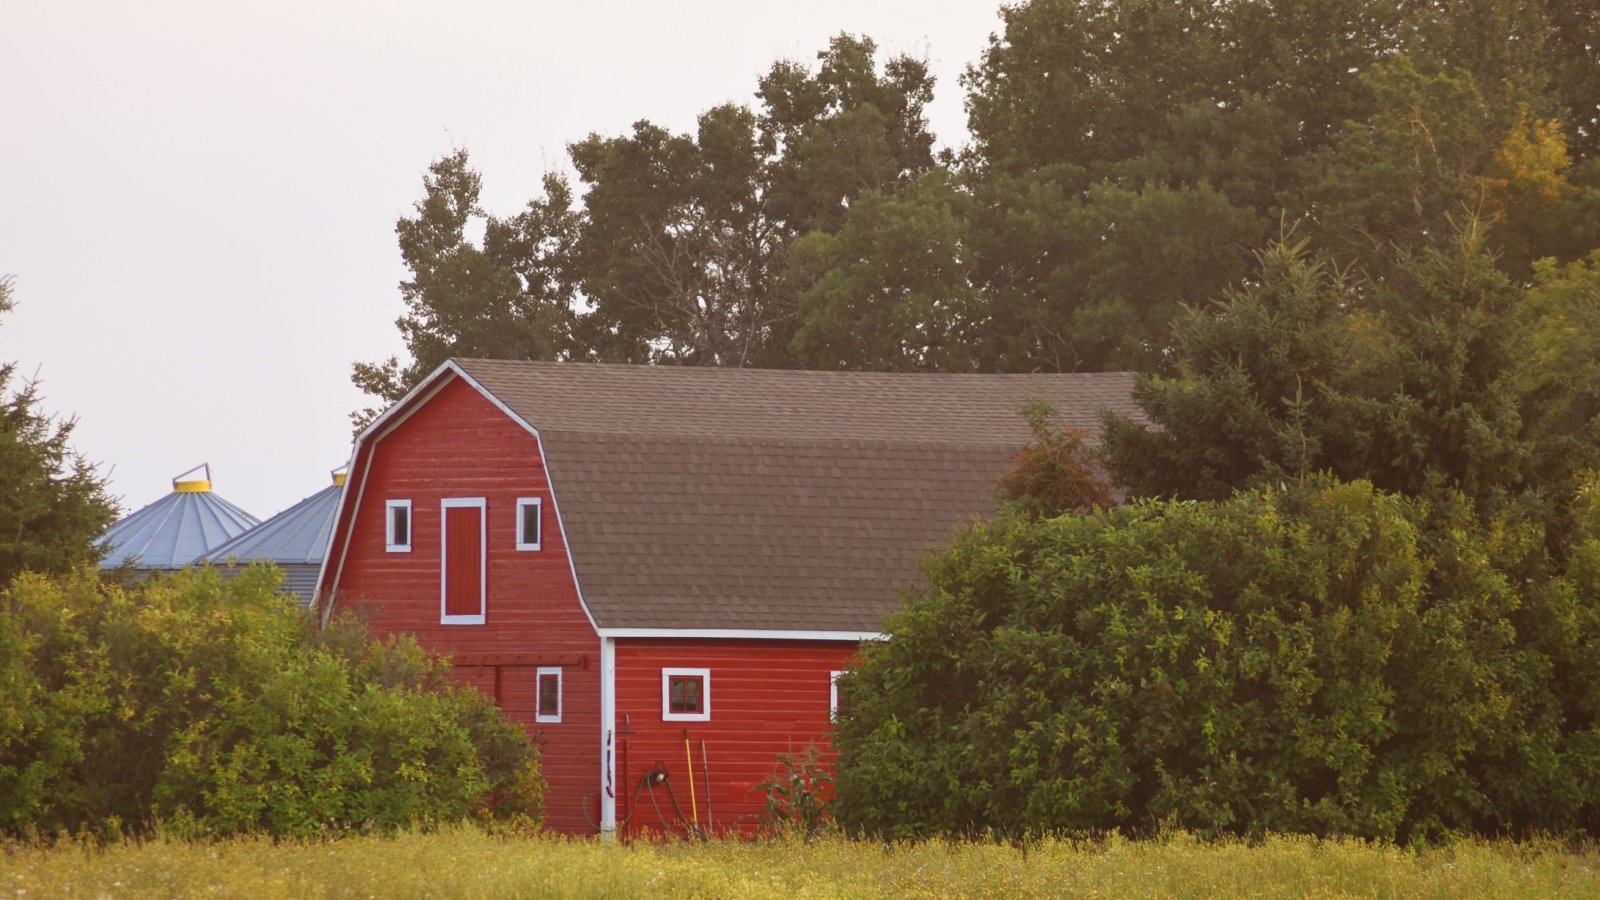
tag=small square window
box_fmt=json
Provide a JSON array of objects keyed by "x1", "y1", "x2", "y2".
[
  {"x1": 662, "y1": 668, "x2": 711, "y2": 722},
  {"x1": 386, "y1": 499, "x2": 412, "y2": 552},
  {"x1": 535, "y1": 666, "x2": 562, "y2": 723},
  {"x1": 516, "y1": 497, "x2": 542, "y2": 551}
]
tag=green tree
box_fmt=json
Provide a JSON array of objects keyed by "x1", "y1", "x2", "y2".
[
  {"x1": 569, "y1": 106, "x2": 786, "y2": 366},
  {"x1": 972, "y1": 175, "x2": 1262, "y2": 373},
  {"x1": 351, "y1": 151, "x2": 579, "y2": 427},
  {"x1": 1515, "y1": 251, "x2": 1600, "y2": 502},
  {"x1": 1101, "y1": 223, "x2": 1528, "y2": 509},
  {"x1": 758, "y1": 34, "x2": 937, "y2": 236},
  {"x1": 834, "y1": 478, "x2": 1599, "y2": 840},
  {"x1": 571, "y1": 34, "x2": 939, "y2": 368},
  {"x1": 354, "y1": 35, "x2": 939, "y2": 418},
  {"x1": 1286, "y1": 55, "x2": 1599, "y2": 278},
  {"x1": 963, "y1": 0, "x2": 1228, "y2": 179},
  {"x1": 0, "y1": 278, "x2": 118, "y2": 584},
  {"x1": 0, "y1": 565, "x2": 542, "y2": 838},
  {"x1": 790, "y1": 169, "x2": 980, "y2": 371}
]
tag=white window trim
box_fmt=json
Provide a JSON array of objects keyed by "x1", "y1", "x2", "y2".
[
  {"x1": 830, "y1": 670, "x2": 845, "y2": 722},
  {"x1": 515, "y1": 497, "x2": 543, "y2": 551},
  {"x1": 440, "y1": 497, "x2": 487, "y2": 625},
  {"x1": 661, "y1": 667, "x2": 711, "y2": 722},
  {"x1": 385, "y1": 499, "x2": 412, "y2": 552},
  {"x1": 535, "y1": 666, "x2": 563, "y2": 723}
]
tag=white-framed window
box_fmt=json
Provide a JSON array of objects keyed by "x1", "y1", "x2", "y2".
[
  {"x1": 516, "y1": 497, "x2": 543, "y2": 551},
  {"x1": 385, "y1": 499, "x2": 412, "y2": 552},
  {"x1": 440, "y1": 497, "x2": 487, "y2": 625},
  {"x1": 535, "y1": 666, "x2": 562, "y2": 723},
  {"x1": 830, "y1": 670, "x2": 845, "y2": 722},
  {"x1": 662, "y1": 667, "x2": 711, "y2": 722}
]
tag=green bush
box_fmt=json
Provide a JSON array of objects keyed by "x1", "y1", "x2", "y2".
[
  {"x1": 0, "y1": 566, "x2": 542, "y2": 838},
  {"x1": 833, "y1": 478, "x2": 1600, "y2": 841}
]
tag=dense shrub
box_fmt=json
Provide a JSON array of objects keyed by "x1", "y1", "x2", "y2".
[
  {"x1": 0, "y1": 566, "x2": 542, "y2": 838},
  {"x1": 995, "y1": 396, "x2": 1112, "y2": 519},
  {"x1": 833, "y1": 478, "x2": 1600, "y2": 841}
]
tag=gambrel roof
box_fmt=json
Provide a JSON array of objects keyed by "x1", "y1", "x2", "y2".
[{"x1": 444, "y1": 359, "x2": 1143, "y2": 634}]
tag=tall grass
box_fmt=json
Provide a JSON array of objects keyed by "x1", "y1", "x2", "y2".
[{"x1": 3, "y1": 827, "x2": 1596, "y2": 898}]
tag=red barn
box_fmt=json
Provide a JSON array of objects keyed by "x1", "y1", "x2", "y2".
[{"x1": 317, "y1": 359, "x2": 1138, "y2": 835}]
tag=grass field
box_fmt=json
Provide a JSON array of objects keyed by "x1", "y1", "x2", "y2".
[{"x1": 4, "y1": 827, "x2": 1598, "y2": 898}]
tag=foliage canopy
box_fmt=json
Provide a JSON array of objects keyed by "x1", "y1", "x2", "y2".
[
  {"x1": 0, "y1": 566, "x2": 542, "y2": 838},
  {"x1": 833, "y1": 479, "x2": 1600, "y2": 841}
]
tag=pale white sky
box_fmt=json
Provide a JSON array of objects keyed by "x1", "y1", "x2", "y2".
[{"x1": 2, "y1": 0, "x2": 1000, "y2": 520}]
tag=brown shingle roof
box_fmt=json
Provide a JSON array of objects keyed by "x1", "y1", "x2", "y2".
[{"x1": 452, "y1": 359, "x2": 1142, "y2": 633}]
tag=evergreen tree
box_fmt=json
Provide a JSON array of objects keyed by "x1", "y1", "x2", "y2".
[
  {"x1": 0, "y1": 278, "x2": 119, "y2": 584},
  {"x1": 1101, "y1": 220, "x2": 1529, "y2": 510}
]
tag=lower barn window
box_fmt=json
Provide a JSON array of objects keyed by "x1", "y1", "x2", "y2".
[
  {"x1": 535, "y1": 666, "x2": 562, "y2": 723},
  {"x1": 661, "y1": 667, "x2": 711, "y2": 722}
]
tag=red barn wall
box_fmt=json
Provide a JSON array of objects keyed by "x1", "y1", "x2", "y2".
[
  {"x1": 612, "y1": 639, "x2": 857, "y2": 836},
  {"x1": 333, "y1": 376, "x2": 601, "y2": 833}
]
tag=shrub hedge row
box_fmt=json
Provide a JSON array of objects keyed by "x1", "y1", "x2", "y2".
[
  {"x1": 0, "y1": 566, "x2": 542, "y2": 838},
  {"x1": 834, "y1": 478, "x2": 1600, "y2": 841}
]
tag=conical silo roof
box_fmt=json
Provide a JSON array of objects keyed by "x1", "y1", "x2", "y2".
[
  {"x1": 203, "y1": 471, "x2": 344, "y2": 567},
  {"x1": 97, "y1": 464, "x2": 260, "y2": 569}
]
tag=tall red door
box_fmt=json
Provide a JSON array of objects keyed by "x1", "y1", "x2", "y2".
[{"x1": 444, "y1": 504, "x2": 483, "y2": 618}]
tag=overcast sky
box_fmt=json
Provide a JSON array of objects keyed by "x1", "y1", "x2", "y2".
[{"x1": 3, "y1": 1, "x2": 1001, "y2": 521}]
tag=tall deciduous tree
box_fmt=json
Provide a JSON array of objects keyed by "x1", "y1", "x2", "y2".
[
  {"x1": 759, "y1": 34, "x2": 937, "y2": 235},
  {"x1": 970, "y1": 175, "x2": 1262, "y2": 373},
  {"x1": 351, "y1": 150, "x2": 578, "y2": 426},
  {"x1": 569, "y1": 106, "x2": 785, "y2": 366},
  {"x1": 353, "y1": 35, "x2": 939, "y2": 417},
  {"x1": 790, "y1": 168, "x2": 980, "y2": 371},
  {"x1": 0, "y1": 278, "x2": 118, "y2": 584}
]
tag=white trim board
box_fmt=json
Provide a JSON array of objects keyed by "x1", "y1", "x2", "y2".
[
  {"x1": 661, "y1": 667, "x2": 712, "y2": 722},
  {"x1": 597, "y1": 627, "x2": 886, "y2": 642},
  {"x1": 534, "y1": 665, "x2": 563, "y2": 724},
  {"x1": 515, "y1": 496, "x2": 543, "y2": 551},
  {"x1": 599, "y1": 636, "x2": 616, "y2": 837},
  {"x1": 440, "y1": 496, "x2": 487, "y2": 625},
  {"x1": 385, "y1": 498, "x2": 413, "y2": 552}
]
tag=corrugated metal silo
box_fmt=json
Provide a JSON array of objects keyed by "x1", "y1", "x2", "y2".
[{"x1": 97, "y1": 464, "x2": 260, "y2": 570}]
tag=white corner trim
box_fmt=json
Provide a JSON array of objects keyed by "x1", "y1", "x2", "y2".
[
  {"x1": 661, "y1": 667, "x2": 712, "y2": 722},
  {"x1": 440, "y1": 496, "x2": 487, "y2": 625},
  {"x1": 385, "y1": 499, "x2": 413, "y2": 552},
  {"x1": 599, "y1": 636, "x2": 616, "y2": 836},
  {"x1": 598, "y1": 627, "x2": 887, "y2": 642},
  {"x1": 515, "y1": 496, "x2": 543, "y2": 551},
  {"x1": 534, "y1": 666, "x2": 563, "y2": 723}
]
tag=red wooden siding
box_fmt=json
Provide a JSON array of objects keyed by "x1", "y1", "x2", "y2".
[
  {"x1": 612, "y1": 639, "x2": 858, "y2": 836},
  {"x1": 329, "y1": 375, "x2": 602, "y2": 834}
]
